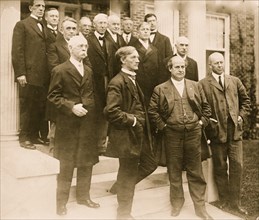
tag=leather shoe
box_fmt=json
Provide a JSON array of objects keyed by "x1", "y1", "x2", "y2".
[
  {"x1": 195, "y1": 207, "x2": 214, "y2": 220},
  {"x1": 32, "y1": 137, "x2": 49, "y2": 145},
  {"x1": 230, "y1": 203, "x2": 248, "y2": 215},
  {"x1": 77, "y1": 199, "x2": 100, "y2": 208},
  {"x1": 109, "y1": 183, "x2": 117, "y2": 194},
  {"x1": 218, "y1": 200, "x2": 228, "y2": 209},
  {"x1": 171, "y1": 206, "x2": 182, "y2": 217},
  {"x1": 20, "y1": 141, "x2": 36, "y2": 150},
  {"x1": 56, "y1": 204, "x2": 67, "y2": 216}
]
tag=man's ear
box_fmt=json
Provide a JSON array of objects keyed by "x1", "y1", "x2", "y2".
[{"x1": 29, "y1": 5, "x2": 33, "y2": 12}]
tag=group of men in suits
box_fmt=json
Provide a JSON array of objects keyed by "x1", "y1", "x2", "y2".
[{"x1": 12, "y1": 0, "x2": 251, "y2": 219}]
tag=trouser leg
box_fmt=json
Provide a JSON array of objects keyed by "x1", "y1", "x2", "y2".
[
  {"x1": 76, "y1": 166, "x2": 93, "y2": 201},
  {"x1": 184, "y1": 127, "x2": 206, "y2": 208},
  {"x1": 117, "y1": 157, "x2": 139, "y2": 217},
  {"x1": 164, "y1": 128, "x2": 185, "y2": 208},
  {"x1": 57, "y1": 160, "x2": 74, "y2": 207}
]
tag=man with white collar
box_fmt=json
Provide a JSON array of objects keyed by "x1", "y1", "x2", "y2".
[
  {"x1": 121, "y1": 17, "x2": 138, "y2": 46},
  {"x1": 48, "y1": 35, "x2": 100, "y2": 216},
  {"x1": 79, "y1": 16, "x2": 92, "y2": 39},
  {"x1": 199, "y1": 52, "x2": 250, "y2": 215},
  {"x1": 132, "y1": 22, "x2": 159, "y2": 106},
  {"x1": 12, "y1": 0, "x2": 49, "y2": 149},
  {"x1": 105, "y1": 14, "x2": 124, "y2": 78},
  {"x1": 144, "y1": 13, "x2": 173, "y2": 84},
  {"x1": 175, "y1": 36, "x2": 198, "y2": 81},
  {"x1": 148, "y1": 56, "x2": 213, "y2": 220},
  {"x1": 87, "y1": 13, "x2": 111, "y2": 155},
  {"x1": 45, "y1": 7, "x2": 61, "y2": 45}
]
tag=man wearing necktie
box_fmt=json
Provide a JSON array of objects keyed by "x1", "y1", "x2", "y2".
[
  {"x1": 104, "y1": 46, "x2": 155, "y2": 220},
  {"x1": 144, "y1": 13, "x2": 173, "y2": 84},
  {"x1": 121, "y1": 17, "x2": 138, "y2": 46},
  {"x1": 148, "y1": 56, "x2": 213, "y2": 220},
  {"x1": 48, "y1": 35, "x2": 100, "y2": 216},
  {"x1": 45, "y1": 7, "x2": 60, "y2": 45},
  {"x1": 12, "y1": 0, "x2": 49, "y2": 149},
  {"x1": 199, "y1": 52, "x2": 251, "y2": 215}
]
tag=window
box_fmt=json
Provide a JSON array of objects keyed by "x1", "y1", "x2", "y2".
[{"x1": 206, "y1": 13, "x2": 230, "y2": 74}]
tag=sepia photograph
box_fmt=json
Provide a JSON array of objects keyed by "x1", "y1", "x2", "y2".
[{"x1": 0, "y1": 0, "x2": 258, "y2": 219}]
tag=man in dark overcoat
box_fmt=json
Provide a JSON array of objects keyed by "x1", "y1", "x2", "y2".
[
  {"x1": 144, "y1": 13, "x2": 173, "y2": 84},
  {"x1": 148, "y1": 56, "x2": 213, "y2": 220},
  {"x1": 48, "y1": 35, "x2": 100, "y2": 216},
  {"x1": 174, "y1": 36, "x2": 199, "y2": 82},
  {"x1": 104, "y1": 46, "x2": 156, "y2": 220},
  {"x1": 12, "y1": 0, "x2": 49, "y2": 149},
  {"x1": 199, "y1": 52, "x2": 251, "y2": 215}
]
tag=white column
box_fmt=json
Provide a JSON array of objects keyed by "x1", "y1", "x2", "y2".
[
  {"x1": 154, "y1": 0, "x2": 178, "y2": 47},
  {"x1": 184, "y1": 0, "x2": 207, "y2": 80},
  {"x1": 0, "y1": 1, "x2": 20, "y2": 142}
]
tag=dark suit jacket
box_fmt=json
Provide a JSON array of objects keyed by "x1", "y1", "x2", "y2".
[
  {"x1": 47, "y1": 35, "x2": 70, "y2": 72},
  {"x1": 87, "y1": 33, "x2": 109, "y2": 111},
  {"x1": 121, "y1": 34, "x2": 138, "y2": 46},
  {"x1": 132, "y1": 40, "x2": 159, "y2": 105},
  {"x1": 104, "y1": 71, "x2": 152, "y2": 158},
  {"x1": 185, "y1": 56, "x2": 199, "y2": 82},
  {"x1": 12, "y1": 16, "x2": 49, "y2": 87},
  {"x1": 148, "y1": 79, "x2": 211, "y2": 130},
  {"x1": 105, "y1": 31, "x2": 124, "y2": 78},
  {"x1": 45, "y1": 26, "x2": 62, "y2": 47},
  {"x1": 48, "y1": 60, "x2": 99, "y2": 166},
  {"x1": 151, "y1": 32, "x2": 173, "y2": 83},
  {"x1": 199, "y1": 74, "x2": 251, "y2": 142}
]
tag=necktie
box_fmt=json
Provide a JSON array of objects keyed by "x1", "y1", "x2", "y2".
[
  {"x1": 219, "y1": 75, "x2": 224, "y2": 89},
  {"x1": 51, "y1": 29, "x2": 57, "y2": 37},
  {"x1": 37, "y1": 20, "x2": 43, "y2": 32},
  {"x1": 128, "y1": 74, "x2": 136, "y2": 81},
  {"x1": 125, "y1": 35, "x2": 129, "y2": 44}
]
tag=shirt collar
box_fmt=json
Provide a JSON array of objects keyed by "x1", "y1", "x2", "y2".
[
  {"x1": 212, "y1": 72, "x2": 224, "y2": 82},
  {"x1": 123, "y1": 32, "x2": 131, "y2": 38},
  {"x1": 171, "y1": 77, "x2": 185, "y2": 86},
  {"x1": 121, "y1": 68, "x2": 136, "y2": 76},
  {"x1": 47, "y1": 24, "x2": 57, "y2": 31},
  {"x1": 94, "y1": 31, "x2": 104, "y2": 39},
  {"x1": 139, "y1": 39, "x2": 149, "y2": 49},
  {"x1": 176, "y1": 53, "x2": 187, "y2": 60},
  {"x1": 107, "y1": 28, "x2": 117, "y2": 37},
  {"x1": 30, "y1": 14, "x2": 40, "y2": 21},
  {"x1": 70, "y1": 57, "x2": 83, "y2": 67}
]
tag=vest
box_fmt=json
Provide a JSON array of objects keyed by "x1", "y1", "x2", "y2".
[{"x1": 167, "y1": 86, "x2": 199, "y2": 131}]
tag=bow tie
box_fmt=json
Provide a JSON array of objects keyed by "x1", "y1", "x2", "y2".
[
  {"x1": 37, "y1": 19, "x2": 43, "y2": 25},
  {"x1": 150, "y1": 32, "x2": 156, "y2": 35},
  {"x1": 99, "y1": 36, "x2": 105, "y2": 40}
]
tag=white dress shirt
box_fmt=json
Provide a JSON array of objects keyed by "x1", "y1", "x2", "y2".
[
  {"x1": 122, "y1": 33, "x2": 131, "y2": 44},
  {"x1": 139, "y1": 39, "x2": 149, "y2": 50},
  {"x1": 70, "y1": 57, "x2": 84, "y2": 77},
  {"x1": 171, "y1": 78, "x2": 185, "y2": 97},
  {"x1": 149, "y1": 29, "x2": 157, "y2": 43},
  {"x1": 31, "y1": 14, "x2": 42, "y2": 32},
  {"x1": 94, "y1": 31, "x2": 105, "y2": 46},
  {"x1": 107, "y1": 29, "x2": 117, "y2": 43},
  {"x1": 212, "y1": 72, "x2": 225, "y2": 87}
]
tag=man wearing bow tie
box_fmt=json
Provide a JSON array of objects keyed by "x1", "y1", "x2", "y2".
[
  {"x1": 87, "y1": 13, "x2": 119, "y2": 155},
  {"x1": 12, "y1": 0, "x2": 49, "y2": 149},
  {"x1": 144, "y1": 13, "x2": 173, "y2": 84},
  {"x1": 199, "y1": 52, "x2": 250, "y2": 215},
  {"x1": 48, "y1": 35, "x2": 100, "y2": 216}
]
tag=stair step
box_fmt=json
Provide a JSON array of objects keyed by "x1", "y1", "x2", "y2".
[{"x1": 68, "y1": 167, "x2": 188, "y2": 202}]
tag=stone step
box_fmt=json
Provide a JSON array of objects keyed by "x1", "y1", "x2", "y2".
[{"x1": 68, "y1": 166, "x2": 188, "y2": 202}]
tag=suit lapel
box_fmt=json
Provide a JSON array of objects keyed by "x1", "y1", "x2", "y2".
[
  {"x1": 121, "y1": 72, "x2": 138, "y2": 99},
  {"x1": 162, "y1": 80, "x2": 175, "y2": 114},
  {"x1": 28, "y1": 17, "x2": 44, "y2": 38},
  {"x1": 224, "y1": 74, "x2": 230, "y2": 90},
  {"x1": 90, "y1": 35, "x2": 106, "y2": 61},
  {"x1": 66, "y1": 61, "x2": 82, "y2": 87},
  {"x1": 80, "y1": 65, "x2": 91, "y2": 87},
  {"x1": 59, "y1": 37, "x2": 70, "y2": 55},
  {"x1": 208, "y1": 74, "x2": 224, "y2": 92}
]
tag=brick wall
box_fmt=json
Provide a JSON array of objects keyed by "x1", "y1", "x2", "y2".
[{"x1": 179, "y1": 11, "x2": 188, "y2": 37}]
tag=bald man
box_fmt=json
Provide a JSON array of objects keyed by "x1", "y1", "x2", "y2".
[
  {"x1": 148, "y1": 56, "x2": 213, "y2": 219},
  {"x1": 175, "y1": 36, "x2": 199, "y2": 81},
  {"x1": 199, "y1": 52, "x2": 250, "y2": 215},
  {"x1": 48, "y1": 35, "x2": 100, "y2": 215}
]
